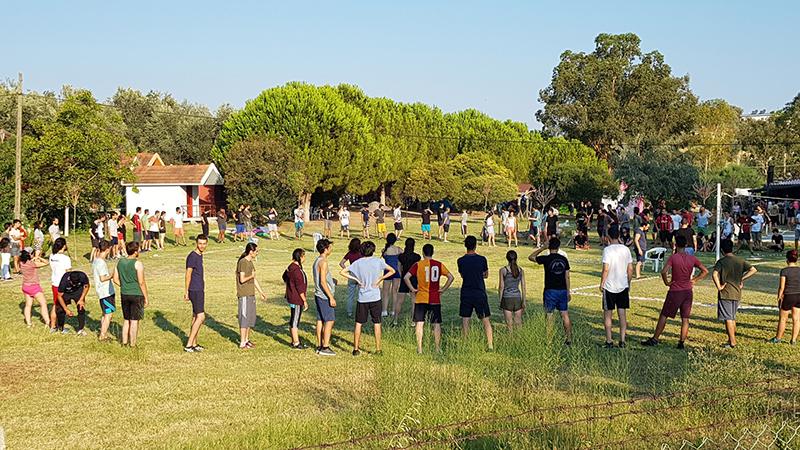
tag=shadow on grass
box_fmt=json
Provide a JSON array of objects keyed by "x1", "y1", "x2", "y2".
[
  {"x1": 205, "y1": 313, "x2": 240, "y2": 345},
  {"x1": 152, "y1": 310, "x2": 187, "y2": 345}
]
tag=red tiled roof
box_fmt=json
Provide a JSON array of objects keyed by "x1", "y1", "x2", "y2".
[
  {"x1": 518, "y1": 183, "x2": 533, "y2": 192},
  {"x1": 126, "y1": 164, "x2": 212, "y2": 185}
]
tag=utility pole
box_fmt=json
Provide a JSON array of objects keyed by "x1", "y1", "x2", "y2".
[{"x1": 14, "y1": 72, "x2": 23, "y2": 219}]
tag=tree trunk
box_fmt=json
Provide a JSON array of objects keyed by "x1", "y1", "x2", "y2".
[{"x1": 300, "y1": 192, "x2": 312, "y2": 223}]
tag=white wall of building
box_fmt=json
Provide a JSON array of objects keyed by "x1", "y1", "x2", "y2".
[{"x1": 125, "y1": 185, "x2": 188, "y2": 216}]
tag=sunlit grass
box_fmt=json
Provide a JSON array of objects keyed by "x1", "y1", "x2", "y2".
[{"x1": 0, "y1": 219, "x2": 797, "y2": 449}]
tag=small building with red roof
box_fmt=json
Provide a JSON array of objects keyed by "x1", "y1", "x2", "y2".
[{"x1": 122, "y1": 153, "x2": 224, "y2": 219}]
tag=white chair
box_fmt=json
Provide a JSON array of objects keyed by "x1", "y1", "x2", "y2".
[{"x1": 644, "y1": 247, "x2": 668, "y2": 272}]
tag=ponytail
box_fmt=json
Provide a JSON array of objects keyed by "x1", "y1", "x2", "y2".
[
  {"x1": 382, "y1": 233, "x2": 397, "y2": 256},
  {"x1": 291, "y1": 248, "x2": 305, "y2": 269},
  {"x1": 506, "y1": 250, "x2": 520, "y2": 278},
  {"x1": 240, "y1": 242, "x2": 258, "y2": 262}
]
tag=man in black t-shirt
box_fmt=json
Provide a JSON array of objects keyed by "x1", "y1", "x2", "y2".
[
  {"x1": 421, "y1": 207, "x2": 433, "y2": 240},
  {"x1": 529, "y1": 237, "x2": 573, "y2": 344},
  {"x1": 545, "y1": 208, "x2": 559, "y2": 238},
  {"x1": 56, "y1": 271, "x2": 90, "y2": 335},
  {"x1": 457, "y1": 236, "x2": 493, "y2": 350}
]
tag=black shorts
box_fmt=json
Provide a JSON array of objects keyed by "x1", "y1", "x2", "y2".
[
  {"x1": 603, "y1": 289, "x2": 630, "y2": 310},
  {"x1": 443, "y1": 224, "x2": 450, "y2": 232},
  {"x1": 289, "y1": 305, "x2": 303, "y2": 329},
  {"x1": 188, "y1": 290, "x2": 205, "y2": 314},
  {"x1": 90, "y1": 238, "x2": 100, "y2": 248},
  {"x1": 781, "y1": 293, "x2": 800, "y2": 311},
  {"x1": 658, "y1": 230, "x2": 672, "y2": 242},
  {"x1": 399, "y1": 275, "x2": 417, "y2": 293},
  {"x1": 121, "y1": 294, "x2": 145, "y2": 320},
  {"x1": 394, "y1": 222, "x2": 403, "y2": 231},
  {"x1": 413, "y1": 303, "x2": 442, "y2": 324},
  {"x1": 738, "y1": 232, "x2": 750, "y2": 241},
  {"x1": 355, "y1": 300, "x2": 382, "y2": 324},
  {"x1": 459, "y1": 296, "x2": 491, "y2": 318}
]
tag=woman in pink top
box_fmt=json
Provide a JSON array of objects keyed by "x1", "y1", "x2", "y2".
[{"x1": 20, "y1": 249, "x2": 50, "y2": 328}]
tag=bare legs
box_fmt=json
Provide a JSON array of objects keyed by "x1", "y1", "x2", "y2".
[{"x1": 23, "y1": 292, "x2": 50, "y2": 327}]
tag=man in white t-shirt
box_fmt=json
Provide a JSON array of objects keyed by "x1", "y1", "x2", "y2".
[
  {"x1": 107, "y1": 213, "x2": 119, "y2": 258},
  {"x1": 48, "y1": 237, "x2": 72, "y2": 332},
  {"x1": 339, "y1": 241, "x2": 395, "y2": 356},
  {"x1": 48, "y1": 218, "x2": 61, "y2": 242},
  {"x1": 293, "y1": 206, "x2": 305, "y2": 239},
  {"x1": 92, "y1": 240, "x2": 116, "y2": 340},
  {"x1": 750, "y1": 207, "x2": 765, "y2": 251},
  {"x1": 339, "y1": 206, "x2": 350, "y2": 239},
  {"x1": 599, "y1": 226, "x2": 633, "y2": 348},
  {"x1": 172, "y1": 207, "x2": 186, "y2": 246}
]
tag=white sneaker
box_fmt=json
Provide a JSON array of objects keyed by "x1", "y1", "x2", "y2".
[
  {"x1": 76, "y1": 329, "x2": 87, "y2": 337},
  {"x1": 381, "y1": 311, "x2": 389, "y2": 317}
]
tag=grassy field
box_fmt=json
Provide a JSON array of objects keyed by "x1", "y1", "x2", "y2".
[{"x1": 1, "y1": 218, "x2": 799, "y2": 449}]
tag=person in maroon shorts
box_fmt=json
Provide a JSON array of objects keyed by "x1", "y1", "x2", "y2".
[{"x1": 641, "y1": 235, "x2": 708, "y2": 349}]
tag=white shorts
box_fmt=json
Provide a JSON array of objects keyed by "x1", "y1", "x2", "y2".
[{"x1": 268, "y1": 224, "x2": 278, "y2": 232}]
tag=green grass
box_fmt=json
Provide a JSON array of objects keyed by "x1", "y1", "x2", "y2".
[{"x1": 1, "y1": 220, "x2": 799, "y2": 449}]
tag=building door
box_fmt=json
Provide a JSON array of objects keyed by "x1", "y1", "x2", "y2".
[{"x1": 186, "y1": 186, "x2": 194, "y2": 217}]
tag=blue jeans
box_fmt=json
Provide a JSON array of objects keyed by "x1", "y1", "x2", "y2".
[
  {"x1": 1, "y1": 264, "x2": 9, "y2": 279},
  {"x1": 346, "y1": 280, "x2": 359, "y2": 315}
]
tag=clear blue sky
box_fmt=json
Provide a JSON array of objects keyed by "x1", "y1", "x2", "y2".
[{"x1": 7, "y1": 1, "x2": 799, "y2": 127}]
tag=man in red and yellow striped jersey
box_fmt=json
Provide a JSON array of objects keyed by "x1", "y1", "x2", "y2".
[{"x1": 404, "y1": 243, "x2": 455, "y2": 354}]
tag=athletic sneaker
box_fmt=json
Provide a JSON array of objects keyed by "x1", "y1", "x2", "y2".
[
  {"x1": 641, "y1": 337, "x2": 659, "y2": 347},
  {"x1": 192, "y1": 345, "x2": 205, "y2": 352},
  {"x1": 61, "y1": 328, "x2": 71, "y2": 334},
  {"x1": 318, "y1": 347, "x2": 336, "y2": 356},
  {"x1": 618, "y1": 341, "x2": 627, "y2": 348},
  {"x1": 564, "y1": 340, "x2": 572, "y2": 347},
  {"x1": 768, "y1": 337, "x2": 781, "y2": 344},
  {"x1": 603, "y1": 342, "x2": 614, "y2": 349},
  {"x1": 76, "y1": 329, "x2": 87, "y2": 337},
  {"x1": 50, "y1": 328, "x2": 58, "y2": 334},
  {"x1": 245, "y1": 341, "x2": 255, "y2": 348},
  {"x1": 315, "y1": 346, "x2": 321, "y2": 354},
  {"x1": 722, "y1": 343, "x2": 736, "y2": 349},
  {"x1": 291, "y1": 343, "x2": 306, "y2": 350},
  {"x1": 184, "y1": 346, "x2": 195, "y2": 353},
  {"x1": 352, "y1": 349, "x2": 361, "y2": 356},
  {"x1": 676, "y1": 341, "x2": 685, "y2": 350},
  {"x1": 381, "y1": 311, "x2": 389, "y2": 317}
]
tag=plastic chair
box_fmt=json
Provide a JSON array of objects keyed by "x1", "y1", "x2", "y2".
[{"x1": 644, "y1": 247, "x2": 668, "y2": 272}]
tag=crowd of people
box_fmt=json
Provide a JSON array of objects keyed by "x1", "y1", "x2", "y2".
[{"x1": 3, "y1": 195, "x2": 800, "y2": 354}]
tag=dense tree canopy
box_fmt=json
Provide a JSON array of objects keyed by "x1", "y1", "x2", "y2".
[
  {"x1": 613, "y1": 147, "x2": 700, "y2": 209},
  {"x1": 537, "y1": 33, "x2": 698, "y2": 159}
]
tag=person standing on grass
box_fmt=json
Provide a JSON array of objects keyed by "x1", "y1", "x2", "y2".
[
  {"x1": 236, "y1": 242, "x2": 267, "y2": 350},
  {"x1": 148, "y1": 211, "x2": 161, "y2": 251},
  {"x1": 642, "y1": 235, "x2": 708, "y2": 350},
  {"x1": 770, "y1": 250, "x2": 800, "y2": 345},
  {"x1": 457, "y1": 236, "x2": 493, "y2": 351},
  {"x1": 674, "y1": 219, "x2": 697, "y2": 256},
  {"x1": 421, "y1": 206, "x2": 433, "y2": 240},
  {"x1": 361, "y1": 205, "x2": 371, "y2": 239},
  {"x1": 528, "y1": 206, "x2": 542, "y2": 248},
  {"x1": 506, "y1": 210, "x2": 518, "y2": 248},
  {"x1": 751, "y1": 206, "x2": 766, "y2": 251},
  {"x1": 294, "y1": 205, "x2": 305, "y2": 240},
  {"x1": 0, "y1": 238, "x2": 11, "y2": 281},
  {"x1": 545, "y1": 208, "x2": 559, "y2": 239},
  {"x1": 267, "y1": 207, "x2": 279, "y2": 240},
  {"x1": 48, "y1": 238, "x2": 71, "y2": 332},
  {"x1": 200, "y1": 210, "x2": 210, "y2": 239},
  {"x1": 484, "y1": 211, "x2": 496, "y2": 247},
  {"x1": 48, "y1": 217, "x2": 61, "y2": 244},
  {"x1": 284, "y1": 248, "x2": 308, "y2": 349},
  {"x1": 795, "y1": 208, "x2": 800, "y2": 250},
  {"x1": 712, "y1": 239, "x2": 757, "y2": 348},
  {"x1": 107, "y1": 214, "x2": 118, "y2": 259},
  {"x1": 313, "y1": 238, "x2": 338, "y2": 356},
  {"x1": 243, "y1": 205, "x2": 254, "y2": 241},
  {"x1": 322, "y1": 202, "x2": 334, "y2": 239},
  {"x1": 339, "y1": 238, "x2": 362, "y2": 318},
  {"x1": 158, "y1": 211, "x2": 167, "y2": 249},
  {"x1": 184, "y1": 234, "x2": 209, "y2": 353},
  {"x1": 633, "y1": 222, "x2": 649, "y2": 279},
  {"x1": 599, "y1": 226, "x2": 633, "y2": 348},
  {"x1": 132, "y1": 207, "x2": 143, "y2": 245},
  {"x1": 93, "y1": 240, "x2": 116, "y2": 341},
  {"x1": 216, "y1": 208, "x2": 228, "y2": 243},
  {"x1": 340, "y1": 241, "x2": 395, "y2": 356},
  {"x1": 172, "y1": 207, "x2": 186, "y2": 246},
  {"x1": 442, "y1": 207, "x2": 452, "y2": 242},
  {"x1": 501, "y1": 208, "x2": 509, "y2": 240},
  {"x1": 499, "y1": 250, "x2": 526, "y2": 332},
  {"x1": 735, "y1": 214, "x2": 754, "y2": 255},
  {"x1": 234, "y1": 204, "x2": 245, "y2": 242},
  {"x1": 405, "y1": 243, "x2": 454, "y2": 354},
  {"x1": 19, "y1": 249, "x2": 50, "y2": 328},
  {"x1": 8, "y1": 220, "x2": 24, "y2": 273},
  {"x1": 530, "y1": 238, "x2": 572, "y2": 344},
  {"x1": 380, "y1": 233, "x2": 403, "y2": 318},
  {"x1": 436, "y1": 204, "x2": 445, "y2": 240},
  {"x1": 114, "y1": 242, "x2": 148, "y2": 347},
  {"x1": 55, "y1": 270, "x2": 90, "y2": 336},
  {"x1": 392, "y1": 204, "x2": 404, "y2": 238},
  {"x1": 339, "y1": 205, "x2": 351, "y2": 239},
  {"x1": 116, "y1": 215, "x2": 127, "y2": 258},
  {"x1": 32, "y1": 221, "x2": 44, "y2": 258},
  {"x1": 461, "y1": 210, "x2": 469, "y2": 236},
  {"x1": 374, "y1": 205, "x2": 387, "y2": 239},
  {"x1": 656, "y1": 209, "x2": 674, "y2": 248},
  {"x1": 396, "y1": 238, "x2": 422, "y2": 324}
]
